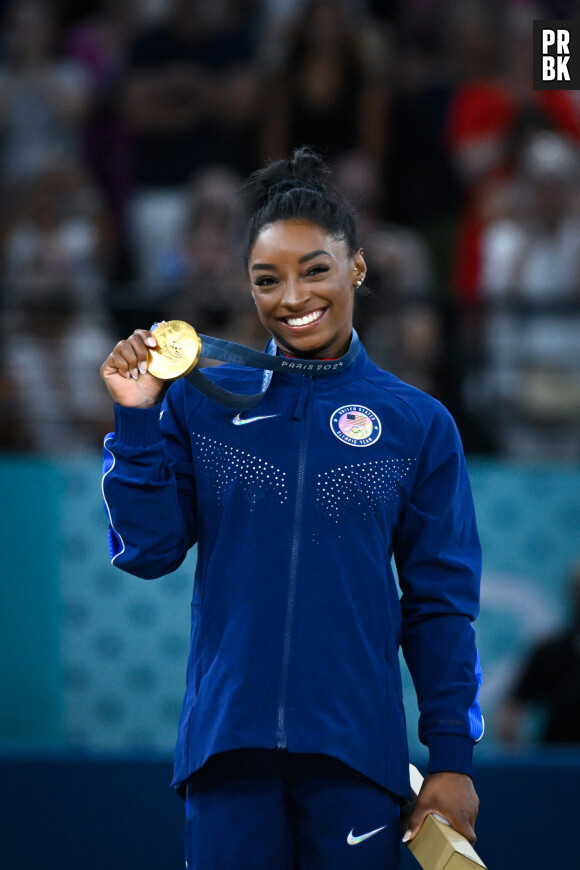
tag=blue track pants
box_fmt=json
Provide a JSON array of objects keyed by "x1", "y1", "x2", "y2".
[{"x1": 184, "y1": 749, "x2": 402, "y2": 869}]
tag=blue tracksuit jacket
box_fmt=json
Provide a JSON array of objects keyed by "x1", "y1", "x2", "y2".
[{"x1": 102, "y1": 338, "x2": 483, "y2": 800}]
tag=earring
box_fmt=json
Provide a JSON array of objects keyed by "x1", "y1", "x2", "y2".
[{"x1": 355, "y1": 278, "x2": 363, "y2": 287}]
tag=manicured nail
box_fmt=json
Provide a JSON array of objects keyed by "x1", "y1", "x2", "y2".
[
  {"x1": 138, "y1": 361, "x2": 148, "y2": 374},
  {"x1": 402, "y1": 830, "x2": 412, "y2": 843},
  {"x1": 132, "y1": 368, "x2": 139, "y2": 380},
  {"x1": 145, "y1": 337, "x2": 156, "y2": 347}
]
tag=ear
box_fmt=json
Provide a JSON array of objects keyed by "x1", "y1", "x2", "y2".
[{"x1": 352, "y1": 248, "x2": 367, "y2": 286}]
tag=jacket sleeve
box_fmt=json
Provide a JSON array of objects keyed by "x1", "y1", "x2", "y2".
[
  {"x1": 393, "y1": 402, "x2": 484, "y2": 776},
  {"x1": 102, "y1": 384, "x2": 198, "y2": 579}
]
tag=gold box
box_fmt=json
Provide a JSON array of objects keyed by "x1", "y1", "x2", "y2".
[
  {"x1": 407, "y1": 812, "x2": 487, "y2": 870},
  {"x1": 406, "y1": 766, "x2": 487, "y2": 870}
]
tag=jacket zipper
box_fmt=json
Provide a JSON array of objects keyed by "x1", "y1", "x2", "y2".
[{"x1": 276, "y1": 377, "x2": 313, "y2": 748}]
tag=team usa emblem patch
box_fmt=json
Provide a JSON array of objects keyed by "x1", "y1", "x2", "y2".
[{"x1": 330, "y1": 405, "x2": 382, "y2": 447}]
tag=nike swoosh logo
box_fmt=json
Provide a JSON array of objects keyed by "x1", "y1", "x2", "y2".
[
  {"x1": 232, "y1": 413, "x2": 280, "y2": 426},
  {"x1": 347, "y1": 825, "x2": 388, "y2": 845}
]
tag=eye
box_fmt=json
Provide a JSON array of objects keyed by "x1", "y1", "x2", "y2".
[
  {"x1": 254, "y1": 276, "x2": 278, "y2": 288},
  {"x1": 306, "y1": 264, "x2": 330, "y2": 277}
]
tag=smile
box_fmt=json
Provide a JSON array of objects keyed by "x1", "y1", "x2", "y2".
[{"x1": 282, "y1": 308, "x2": 327, "y2": 329}]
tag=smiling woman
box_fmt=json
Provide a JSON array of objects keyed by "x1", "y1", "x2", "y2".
[
  {"x1": 245, "y1": 147, "x2": 366, "y2": 359},
  {"x1": 100, "y1": 146, "x2": 484, "y2": 870}
]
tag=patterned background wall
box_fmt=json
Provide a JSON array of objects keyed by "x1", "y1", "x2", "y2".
[
  {"x1": 2, "y1": 457, "x2": 580, "y2": 756},
  {"x1": 60, "y1": 458, "x2": 195, "y2": 753}
]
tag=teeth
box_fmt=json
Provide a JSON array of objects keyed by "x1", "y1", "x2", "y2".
[{"x1": 286, "y1": 310, "x2": 323, "y2": 327}]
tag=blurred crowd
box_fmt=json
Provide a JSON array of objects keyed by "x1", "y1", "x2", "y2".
[{"x1": 0, "y1": 0, "x2": 579, "y2": 457}]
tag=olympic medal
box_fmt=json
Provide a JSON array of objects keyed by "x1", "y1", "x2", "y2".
[{"x1": 147, "y1": 320, "x2": 202, "y2": 380}]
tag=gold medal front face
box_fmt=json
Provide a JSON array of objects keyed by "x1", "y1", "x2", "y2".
[{"x1": 147, "y1": 320, "x2": 202, "y2": 380}]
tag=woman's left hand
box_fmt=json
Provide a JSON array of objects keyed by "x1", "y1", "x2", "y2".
[{"x1": 402, "y1": 771, "x2": 479, "y2": 845}]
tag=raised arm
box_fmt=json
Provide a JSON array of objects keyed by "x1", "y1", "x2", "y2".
[{"x1": 101, "y1": 330, "x2": 198, "y2": 579}]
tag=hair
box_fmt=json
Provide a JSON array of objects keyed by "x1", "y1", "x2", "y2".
[{"x1": 243, "y1": 145, "x2": 360, "y2": 265}]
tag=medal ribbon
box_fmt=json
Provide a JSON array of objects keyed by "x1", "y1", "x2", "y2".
[
  {"x1": 188, "y1": 331, "x2": 361, "y2": 410},
  {"x1": 151, "y1": 323, "x2": 361, "y2": 410}
]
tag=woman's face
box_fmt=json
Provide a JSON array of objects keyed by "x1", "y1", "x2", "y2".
[{"x1": 249, "y1": 219, "x2": 365, "y2": 359}]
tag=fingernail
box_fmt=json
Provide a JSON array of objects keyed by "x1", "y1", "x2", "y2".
[
  {"x1": 145, "y1": 337, "x2": 156, "y2": 347},
  {"x1": 402, "y1": 830, "x2": 412, "y2": 843},
  {"x1": 125, "y1": 371, "x2": 131, "y2": 379},
  {"x1": 139, "y1": 361, "x2": 148, "y2": 374},
  {"x1": 132, "y1": 368, "x2": 139, "y2": 380}
]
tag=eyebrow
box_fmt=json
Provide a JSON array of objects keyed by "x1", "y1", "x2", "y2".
[
  {"x1": 299, "y1": 249, "x2": 331, "y2": 263},
  {"x1": 251, "y1": 250, "x2": 332, "y2": 271}
]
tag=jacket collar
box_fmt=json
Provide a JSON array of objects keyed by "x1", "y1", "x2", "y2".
[{"x1": 270, "y1": 330, "x2": 375, "y2": 389}]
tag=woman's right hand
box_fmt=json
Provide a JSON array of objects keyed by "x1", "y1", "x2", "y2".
[{"x1": 100, "y1": 329, "x2": 164, "y2": 408}]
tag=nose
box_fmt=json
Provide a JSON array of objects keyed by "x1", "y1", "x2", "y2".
[{"x1": 280, "y1": 277, "x2": 309, "y2": 310}]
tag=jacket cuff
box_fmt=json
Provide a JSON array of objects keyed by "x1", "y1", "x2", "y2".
[
  {"x1": 426, "y1": 734, "x2": 474, "y2": 777},
  {"x1": 113, "y1": 403, "x2": 163, "y2": 447}
]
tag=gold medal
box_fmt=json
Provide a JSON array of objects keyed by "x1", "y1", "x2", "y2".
[{"x1": 147, "y1": 320, "x2": 202, "y2": 380}]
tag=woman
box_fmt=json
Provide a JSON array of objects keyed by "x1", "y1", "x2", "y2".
[
  {"x1": 258, "y1": 0, "x2": 389, "y2": 166},
  {"x1": 101, "y1": 146, "x2": 482, "y2": 869}
]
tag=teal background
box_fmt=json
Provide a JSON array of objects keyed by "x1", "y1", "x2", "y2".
[
  {"x1": 0, "y1": 459, "x2": 63, "y2": 743},
  {"x1": 1, "y1": 456, "x2": 580, "y2": 751}
]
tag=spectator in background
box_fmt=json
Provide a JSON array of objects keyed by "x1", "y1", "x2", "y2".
[
  {"x1": 495, "y1": 559, "x2": 580, "y2": 746},
  {"x1": 121, "y1": 0, "x2": 261, "y2": 288},
  {"x1": 0, "y1": 161, "x2": 115, "y2": 453},
  {"x1": 384, "y1": 0, "x2": 461, "y2": 229},
  {"x1": 159, "y1": 164, "x2": 264, "y2": 348},
  {"x1": 0, "y1": 0, "x2": 91, "y2": 183},
  {"x1": 480, "y1": 131, "x2": 580, "y2": 300},
  {"x1": 258, "y1": 0, "x2": 390, "y2": 167},
  {"x1": 0, "y1": 357, "x2": 28, "y2": 450},
  {"x1": 332, "y1": 149, "x2": 445, "y2": 401},
  {"x1": 473, "y1": 130, "x2": 580, "y2": 458},
  {"x1": 444, "y1": 2, "x2": 580, "y2": 307},
  {"x1": 64, "y1": 0, "x2": 140, "y2": 274}
]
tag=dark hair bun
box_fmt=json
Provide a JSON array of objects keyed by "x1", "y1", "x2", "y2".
[
  {"x1": 244, "y1": 144, "x2": 359, "y2": 262},
  {"x1": 248, "y1": 145, "x2": 332, "y2": 205}
]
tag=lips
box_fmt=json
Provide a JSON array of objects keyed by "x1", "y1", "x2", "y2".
[{"x1": 281, "y1": 308, "x2": 327, "y2": 329}]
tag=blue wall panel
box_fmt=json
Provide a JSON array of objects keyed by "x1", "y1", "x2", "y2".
[{"x1": 0, "y1": 458, "x2": 63, "y2": 741}]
